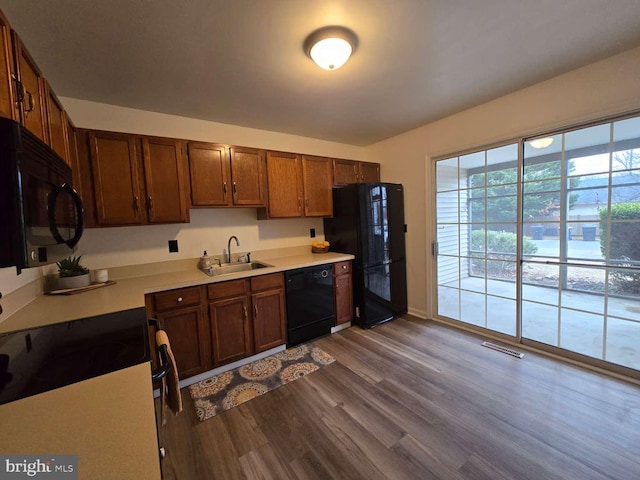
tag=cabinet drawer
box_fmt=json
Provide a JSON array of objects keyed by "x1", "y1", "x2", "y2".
[
  {"x1": 208, "y1": 279, "x2": 249, "y2": 300},
  {"x1": 334, "y1": 261, "x2": 352, "y2": 275},
  {"x1": 250, "y1": 273, "x2": 284, "y2": 292},
  {"x1": 153, "y1": 287, "x2": 201, "y2": 312}
]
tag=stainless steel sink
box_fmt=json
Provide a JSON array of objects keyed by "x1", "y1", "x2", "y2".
[{"x1": 202, "y1": 261, "x2": 272, "y2": 277}]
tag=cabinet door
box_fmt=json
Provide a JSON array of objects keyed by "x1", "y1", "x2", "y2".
[
  {"x1": 209, "y1": 295, "x2": 253, "y2": 366},
  {"x1": 229, "y1": 146, "x2": 266, "y2": 206},
  {"x1": 12, "y1": 32, "x2": 47, "y2": 142},
  {"x1": 157, "y1": 305, "x2": 211, "y2": 379},
  {"x1": 142, "y1": 137, "x2": 188, "y2": 223},
  {"x1": 266, "y1": 151, "x2": 303, "y2": 218},
  {"x1": 333, "y1": 158, "x2": 359, "y2": 185},
  {"x1": 89, "y1": 131, "x2": 143, "y2": 225},
  {"x1": 335, "y1": 272, "x2": 354, "y2": 325},
  {"x1": 0, "y1": 11, "x2": 16, "y2": 120},
  {"x1": 66, "y1": 118, "x2": 80, "y2": 191},
  {"x1": 302, "y1": 155, "x2": 333, "y2": 217},
  {"x1": 252, "y1": 288, "x2": 286, "y2": 353},
  {"x1": 188, "y1": 142, "x2": 231, "y2": 207},
  {"x1": 44, "y1": 80, "x2": 68, "y2": 163},
  {"x1": 360, "y1": 161, "x2": 380, "y2": 183}
]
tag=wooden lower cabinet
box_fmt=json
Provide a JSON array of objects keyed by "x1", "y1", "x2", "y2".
[
  {"x1": 252, "y1": 287, "x2": 286, "y2": 353},
  {"x1": 156, "y1": 305, "x2": 210, "y2": 379},
  {"x1": 146, "y1": 270, "x2": 336, "y2": 378},
  {"x1": 147, "y1": 286, "x2": 211, "y2": 379},
  {"x1": 209, "y1": 294, "x2": 254, "y2": 366},
  {"x1": 334, "y1": 261, "x2": 353, "y2": 325},
  {"x1": 207, "y1": 273, "x2": 286, "y2": 367}
]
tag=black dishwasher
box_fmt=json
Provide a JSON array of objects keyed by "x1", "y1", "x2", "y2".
[{"x1": 285, "y1": 264, "x2": 335, "y2": 346}]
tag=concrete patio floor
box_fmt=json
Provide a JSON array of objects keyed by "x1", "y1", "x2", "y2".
[{"x1": 438, "y1": 276, "x2": 640, "y2": 371}]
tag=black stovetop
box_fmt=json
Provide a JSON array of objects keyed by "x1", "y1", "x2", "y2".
[{"x1": 0, "y1": 307, "x2": 150, "y2": 405}]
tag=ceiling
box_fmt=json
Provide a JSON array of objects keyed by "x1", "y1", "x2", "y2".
[{"x1": 2, "y1": 0, "x2": 640, "y2": 146}]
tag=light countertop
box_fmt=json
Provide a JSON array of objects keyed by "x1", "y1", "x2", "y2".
[
  {"x1": 0, "y1": 251, "x2": 353, "y2": 333},
  {"x1": 0, "y1": 362, "x2": 162, "y2": 479}
]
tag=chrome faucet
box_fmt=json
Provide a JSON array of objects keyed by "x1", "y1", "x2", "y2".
[{"x1": 227, "y1": 236, "x2": 239, "y2": 263}]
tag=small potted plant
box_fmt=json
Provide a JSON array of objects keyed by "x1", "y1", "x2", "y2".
[{"x1": 56, "y1": 255, "x2": 91, "y2": 289}]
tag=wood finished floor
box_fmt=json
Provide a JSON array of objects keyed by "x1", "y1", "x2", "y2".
[{"x1": 157, "y1": 317, "x2": 640, "y2": 480}]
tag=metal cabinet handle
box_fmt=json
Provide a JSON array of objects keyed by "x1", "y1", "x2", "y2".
[
  {"x1": 233, "y1": 182, "x2": 237, "y2": 194},
  {"x1": 177, "y1": 297, "x2": 183, "y2": 303},
  {"x1": 133, "y1": 196, "x2": 140, "y2": 211},
  {"x1": 223, "y1": 182, "x2": 227, "y2": 195},
  {"x1": 147, "y1": 196, "x2": 153, "y2": 210},
  {"x1": 254, "y1": 304, "x2": 258, "y2": 317},
  {"x1": 297, "y1": 197, "x2": 301, "y2": 209},
  {"x1": 243, "y1": 306, "x2": 248, "y2": 319}
]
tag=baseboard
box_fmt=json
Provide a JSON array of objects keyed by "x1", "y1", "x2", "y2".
[
  {"x1": 331, "y1": 322, "x2": 351, "y2": 333},
  {"x1": 407, "y1": 307, "x2": 428, "y2": 319}
]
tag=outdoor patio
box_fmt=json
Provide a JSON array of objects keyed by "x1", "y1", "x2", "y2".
[{"x1": 438, "y1": 276, "x2": 640, "y2": 371}]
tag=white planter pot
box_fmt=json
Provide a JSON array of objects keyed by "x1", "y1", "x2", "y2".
[{"x1": 58, "y1": 273, "x2": 91, "y2": 290}]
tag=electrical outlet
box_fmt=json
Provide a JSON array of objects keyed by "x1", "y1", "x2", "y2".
[
  {"x1": 168, "y1": 240, "x2": 179, "y2": 253},
  {"x1": 310, "y1": 228, "x2": 316, "y2": 238}
]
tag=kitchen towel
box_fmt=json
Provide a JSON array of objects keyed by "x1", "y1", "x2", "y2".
[{"x1": 156, "y1": 330, "x2": 183, "y2": 424}]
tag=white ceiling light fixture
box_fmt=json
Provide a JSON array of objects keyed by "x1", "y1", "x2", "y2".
[
  {"x1": 304, "y1": 26, "x2": 358, "y2": 71},
  {"x1": 528, "y1": 137, "x2": 555, "y2": 149}
]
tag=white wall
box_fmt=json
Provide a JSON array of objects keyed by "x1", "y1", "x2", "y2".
[
  {"x1": 74, "y1": 209, "x2": 324, "y2": 271},
  {"x1": 0, "y1": 100, "x2": 366, "y2": 296},
  {"x1": 365, "y1": 46, "x2": 640, "y2": 319}
]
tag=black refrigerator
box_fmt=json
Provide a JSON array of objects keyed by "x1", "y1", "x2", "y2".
[{"x1": 324, "y1": 183, "x2": 407, "y2": 328}]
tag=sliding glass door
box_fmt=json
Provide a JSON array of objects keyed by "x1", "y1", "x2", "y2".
[
  {"x1": 435, "y1": 143, "x2": 519, "y2": 337},
  {"x1": 521, "y1": 116, "x2": 640, "y2": 370},
  {"x1": 435, "y1": 113, "x2": 640, "y2": 373}
]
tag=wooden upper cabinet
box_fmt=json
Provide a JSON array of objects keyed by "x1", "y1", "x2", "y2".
[
  {"x1": 188, "y1": 144, "x2": 265, "y2": 208},
  {"x1": 0, "y1": 10, "x2": 16, "y2": 121},
  {"x1": 89, "y1": 131, "x2": 143, "y2": 226},
  {"x1": 188, "y1": 142, "x2": 231, "y2": 207},
  {"x1": 88, "y1": 131, "x2": 189, "y2": 227},
  {"x1": 360, "y1": 161, "x2": 380, "y2": 183},
  {"x1": 302, "y1": 155, "x2": 333, "y2": 217},
  {"x1": 264, "y1": 152, "x2": 334, "y2": 219},
  {"x1": 44, "y1": 80, "x2": 68, "y2": 163},
  {"x1": 229, "y1": 146, "x2": 266, "y2": 206},
  {"x1": 265, "y1": 151, "x2": 303, "y2": 218},
  {"x1": 333, "y1": 159, "x2": 380, "y2": 185},
  {"x1": 11, "y1": 32, "x2": 47, "y2": 143},
  {"x1": 142, "y1": 137, "x2": 188, "y2": 223},
  {"x1": 333, "y1": 159, "x2": 359, "y2": 185}
]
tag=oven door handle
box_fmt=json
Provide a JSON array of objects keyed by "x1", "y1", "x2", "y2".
[
  {"x1": 148, "y1": 319, "x2": 171, "y2": 384},
  {"x1": 48, "y1": 183, "x2": 85, "y2": 248}
]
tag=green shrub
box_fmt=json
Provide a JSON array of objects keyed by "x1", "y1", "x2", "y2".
[
  {"x1": 600, "y1": 203, "x2": 640, "y2": 294},
  {"x1": 470, "y1": 230, "x2": 537, "y2": 276}
]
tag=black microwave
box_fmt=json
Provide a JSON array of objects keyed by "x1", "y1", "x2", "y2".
[{"x1": 0, "y1": 118, "x2": 84, "y2": 273}]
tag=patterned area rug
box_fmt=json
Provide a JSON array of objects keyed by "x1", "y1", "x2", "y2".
[{"x1": 189, "y1": 343, "x2": 335, "y2": 422}]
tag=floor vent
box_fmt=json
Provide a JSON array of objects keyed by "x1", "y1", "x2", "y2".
[{"x1": 481, "y1": 341, "x2": 524, "y2": 358}]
